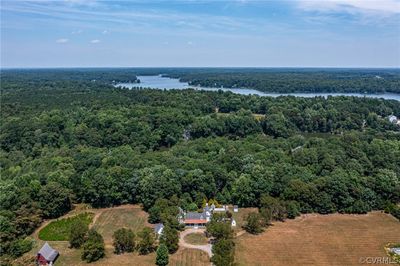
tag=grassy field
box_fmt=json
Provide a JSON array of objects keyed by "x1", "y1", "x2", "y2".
[
  {"x1": 183, "y1": 233, "x2": 209, "y2": 245},
  {"x1": 235, "y1": 211, "x2": 400, "y2": 266},
  {"x1": 91, "y1": 206, "x2": 150, "y2": 244},
  {"x1": 38, "y1": 212, "x2": 94, "y2": 241}
]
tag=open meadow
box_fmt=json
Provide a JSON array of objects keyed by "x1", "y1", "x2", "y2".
[{"x1": 235, "y1": 211, "x2": 400, "y2": 266}]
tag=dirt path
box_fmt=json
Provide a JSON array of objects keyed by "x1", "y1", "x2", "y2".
[
  {"x1": 89, "y1": 211, "x2": 102, "y2": 229},
  {"x1": 235, "y1": 230, "x2": 246, "y2": 237},
  {"x1": 179, "y1": 228, "x2": 212, "y2": 258}
]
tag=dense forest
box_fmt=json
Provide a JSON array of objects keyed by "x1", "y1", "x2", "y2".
[
  {"x1": 3, "y1": 68, "x2": 400, "y2": 94},
  {"x1": 168, "y1": 68, "x2": 400, "y2": 94},
  {"x1": 0, "y1": 69, "x2": 399, "y2": 261}
]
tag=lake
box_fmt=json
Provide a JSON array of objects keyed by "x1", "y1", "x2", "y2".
[{"x1": 116, "y1": 75, "x2": 400, "y2": 101}]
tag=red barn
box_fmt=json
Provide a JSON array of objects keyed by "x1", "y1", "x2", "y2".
[{"x1": 36, "y1": 242, "x2": 59, "y2": 266}]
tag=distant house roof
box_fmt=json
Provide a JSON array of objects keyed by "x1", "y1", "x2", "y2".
[
  {"x1": 38, "y1": 242, "x2": 59, "y2": 262},
  {"x1": 388, "y1": 115, "x2": 398, "y2": 123}
]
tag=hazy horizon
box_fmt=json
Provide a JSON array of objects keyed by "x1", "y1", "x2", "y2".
[{"x1": 2, "y1": 66, "x2": 400, "y2": 70}]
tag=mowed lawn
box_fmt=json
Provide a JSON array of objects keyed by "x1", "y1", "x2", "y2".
[
  {"x1": 235, "y1": 211, "x2": 400, "y2": 266},
  {"x1": 184, "y1": 233, "x2": 209, "y2": 245},
  {"x1": 91, "y1": 206, "x2": 150, "y2": 244}
]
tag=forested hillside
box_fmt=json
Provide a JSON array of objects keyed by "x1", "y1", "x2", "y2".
[{"x1": 1, "y1": 70, "x2": 399, "y2": 261}]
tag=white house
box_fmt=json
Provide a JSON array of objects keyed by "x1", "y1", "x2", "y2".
[
  {"x1": 233, "y1": 205, "x2": 239, "y2": 213},
  {"x1": 179, "y1": 203, "x2": 238, "y2": 228}
]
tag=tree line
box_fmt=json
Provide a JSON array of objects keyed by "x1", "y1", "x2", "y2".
[{"x1": 168, "y1": 68, "x2": 400, "y2": 93}]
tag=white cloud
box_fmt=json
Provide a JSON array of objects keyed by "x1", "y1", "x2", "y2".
[
  {"x1": 71, "y1": 29, "x2": 82, "y2": 34},
  {"x1": 56, "y1": 38, "x2": 68, "y2": 43},
  {"x1": 297, "y1": 0, "x2": 400, "y2": 15},
  {"x1": 102, "y1": 30, "x2": 108, "y2": 34},
  {"x1": 90, "y1": 39, "x2": 100, "y2": 43},
  {"x1": 187, "y1": 41, "x2": 193, "y2": 45},
  {"x1": 1, "y1": 1, "x2": 277, "y2": 38}
]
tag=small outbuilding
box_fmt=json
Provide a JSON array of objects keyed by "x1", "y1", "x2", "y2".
[
  {"x1": 233, "y1": 205, "x2": 239, "y2": 213},
  {"x1": 36, "y1": 242, "x2": 59, "y2": 266},
  {"x1": 154, "y1": 223, "x2": 164, "y2": 236},
  {"x1": 231, "y1": 218, "x2": 237, "y2": 227}
]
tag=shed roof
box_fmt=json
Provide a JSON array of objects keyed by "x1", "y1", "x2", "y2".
[
  {"x1": 154, "y1": 223, "x2": 164, "y2": 233},
  {"x1": 38, "y1": 242, "x2": 59, "y2": 262}
]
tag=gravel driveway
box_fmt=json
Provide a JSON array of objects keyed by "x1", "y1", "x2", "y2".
[{"x1": 179, "y1": 228, "x2": 212, "y2": 258}]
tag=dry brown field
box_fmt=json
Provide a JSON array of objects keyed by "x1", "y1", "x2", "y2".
[{"x1": 235, "y1": 211, "x2": 400, "y2": 266}]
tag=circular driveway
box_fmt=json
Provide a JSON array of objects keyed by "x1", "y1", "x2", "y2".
[{"x1": 179, "y1": 228, "x2": 212, "y2": 258}]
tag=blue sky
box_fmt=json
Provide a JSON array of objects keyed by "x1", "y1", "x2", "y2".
[{"x1": 1, "y1": 0, "x2": 400, "y2": 67}]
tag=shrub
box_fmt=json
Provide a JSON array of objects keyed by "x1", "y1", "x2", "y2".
[
  {"x1": 69, "y1": 220, "x2": 88, "y2": 248},
  {"x1": 8, "y1": 238, "x2": 34, "y2": 258},
  {"x1": 81, "y1": 229, "x2": 105, "y2": 263},
  {"x1": 160, "y1": 225, "x2": 179, "y2": 254},
  {"x1": 211, "y1": 239, "x2": 235, "y2": 266},
  {"x1": 285, "y1": 201, "x2": 300, "y2": 219},
  {"x1": 113, "y1": 228, "x2": 135, "y2": 254},
  {"x1": 137, "y1": 227, "x2": 155, "y2": 255},
  {"x1": 243, "y1": 213, "x2": 264, "y2": 234},
  {"x1": 155, "y1": 244, "x2": 169, "y2": 266}
]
